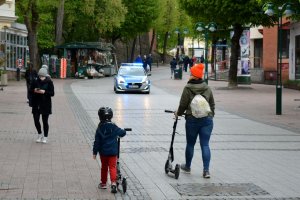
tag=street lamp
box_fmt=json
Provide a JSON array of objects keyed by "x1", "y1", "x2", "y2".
[
  {"x1": 174, "y1": 28, "x2": 188, "y2": 60},
  {"x1": 263, "y1": 2, "x2": 294, "y2": 115},
  {"x1": 195, "y1": 22, "x2": 217, "y2": 84}
]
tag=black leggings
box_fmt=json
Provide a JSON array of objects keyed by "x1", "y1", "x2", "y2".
[{"x1": 33, "y1": 113, "x2": 49, "y2": 137}]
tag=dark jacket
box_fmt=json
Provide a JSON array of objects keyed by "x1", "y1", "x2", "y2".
[
  {"x1": 170, "y1": 59, "x2": 177, "y2": 69},
  {"x1": 146, "y1": 56, "x2": 153, "y2": 66},
  {"x1": 25, "y1": 69, "x2": 37, "y2": 86},
  {"x1": 93, "y1": 121, "x2": 126, "y2": 156},
  {"x1": 177, "y1": 79, "x2": 215, "y2": 117},
  {"x1": 30, "y1": 77, "x2": 55, "y2": 115}
]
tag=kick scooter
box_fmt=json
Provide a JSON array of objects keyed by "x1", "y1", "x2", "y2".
[{"x1": 164, "y1": 110, "x2": 180, "y2": 179}]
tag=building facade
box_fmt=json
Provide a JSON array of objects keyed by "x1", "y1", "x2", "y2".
[
  {"x1": 289, "y1": 21, "x2": 300, "y2": 80},
  {"x1": 0, "y1": 0, "x2": 28, "y2": 79}
]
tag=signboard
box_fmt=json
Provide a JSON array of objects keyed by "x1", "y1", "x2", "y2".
[
  {"x1": 194, "y1": 48, "x2": 204, "y2": 58},
  {"x1": 238, "y1": 30, "x2": 250, "y2": 75}
]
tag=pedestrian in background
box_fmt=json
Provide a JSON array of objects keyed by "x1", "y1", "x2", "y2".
[
  {"x1": 183, "y1": 55, "x2": 190, "y2": 72},
  {"x1": 146, "y1": 54, "x2": 153, "y2": 71},
  {"x1": 170, "y1": 57, "x2": 177, "y2": 79},
  {"x1": 25, "y1": 63, "x2": 37, "y2": 106},
  {"x1": 134, "y1": 55, "x2": 142, "y2": 63},
  {"x1": 93, "y1": 107, "x2": 126, "y2": 193},
  {"x1": 142, "y1": 55, "x2": 148, "y2": 72},
  {"x1": 175, "y1": 62, "x2": 215, "y2": 178},
  {"x1": 30, "y1": 67, "x2": 55, "y2": 144},
  {"x1": 200, "y1": 55, "x2": 204, "y2": 63}
]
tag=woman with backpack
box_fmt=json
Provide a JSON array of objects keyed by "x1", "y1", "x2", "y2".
[{"x1": 174, "y1": 61, "x2": 215, "y2": 178}]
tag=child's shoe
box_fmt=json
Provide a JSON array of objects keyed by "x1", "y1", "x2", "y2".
[
  {"x1": 98, "y1": 183, "x2": 107, "y2": 189},
  {"x1": 111, "y1": 183, "x2": 117, "y2": 193},
  {"x1": 36, "y1": 134, "x2": 43, "y2": 143}
]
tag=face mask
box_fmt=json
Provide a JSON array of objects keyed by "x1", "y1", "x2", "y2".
[{"x1": 39, "y1": 76, "x2": 46, "y2": 81}]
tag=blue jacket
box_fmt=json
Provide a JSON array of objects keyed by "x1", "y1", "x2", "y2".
[
  {"x1": 134, "y1": 57, "x2": 143, "y2": 63},
  {"x1": 93, "y1": 122, "x2": 126, "y2": 156}
]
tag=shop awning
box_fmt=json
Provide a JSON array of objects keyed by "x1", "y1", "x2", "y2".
[{"x1": 56, "y1": 42, "x2": 114, "y2": 51}]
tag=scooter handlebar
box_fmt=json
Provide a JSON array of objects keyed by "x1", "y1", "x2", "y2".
[
  {"x1": 124, "y1": 128, "x2": 132, "y2": 131},
  {"x1": 165, "y1": 110, "x2": 175, "y2": 113}
]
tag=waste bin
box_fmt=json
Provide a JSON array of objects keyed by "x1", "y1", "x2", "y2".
[{"x1": 174, "y1": 67, "x2": 182, "y2": 80}]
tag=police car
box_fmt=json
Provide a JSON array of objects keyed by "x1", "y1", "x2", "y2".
[{"x1": 114, "y1": 63, "x2": 151, "y2": 94}]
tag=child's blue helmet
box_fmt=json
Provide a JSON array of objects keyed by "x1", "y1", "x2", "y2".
[{"x1": 98, "y1": 107, "x2": 113, "y2": 121}]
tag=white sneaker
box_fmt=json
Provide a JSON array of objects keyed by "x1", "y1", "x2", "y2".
[
  {"x1": 42, "y1": 137, "x2": 47, "y2": 144},
  {"x1": 36, "y1": 135, "x2": 43, "y2": 143}
]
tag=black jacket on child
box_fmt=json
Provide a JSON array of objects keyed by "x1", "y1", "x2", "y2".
[
  {"x1": 30, "y1": 77, "x2": 55, "y2": 115},
  {"x1": 93, "y1": 121, "x2": 126, "y2": 156}
]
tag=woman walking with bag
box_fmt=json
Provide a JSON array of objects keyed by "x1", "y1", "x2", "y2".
[
  {"x1": 30, "y1": 67, "x2": 55, "y2": 143},
  {"x1": 175, "y1": 61, "x2": 215, "y2": 178}
]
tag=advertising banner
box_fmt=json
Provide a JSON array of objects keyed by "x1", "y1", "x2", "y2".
[{"x1": 239, "y1": 30, "x2": 250, "y2": 75}]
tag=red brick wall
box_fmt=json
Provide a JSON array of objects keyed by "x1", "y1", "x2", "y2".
[
  {"x1": 263, "y1": 25, "x2": 289, "y2": 81},
  {"x1": 263, "y1": 26, "x2": 278, "y2": 72}
]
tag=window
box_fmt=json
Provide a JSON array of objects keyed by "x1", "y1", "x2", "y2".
[
  {"x1": 295, "y1": 35, "x2": 300, "y2": 80},
  {"x1": 254, "y1": 39, "x2": 263, "y2": 68}
]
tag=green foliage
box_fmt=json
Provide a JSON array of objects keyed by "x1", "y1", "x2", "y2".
[
  {"x1": 283, "y1": 79, "x2": 300, "y2": 90},
  {"x1": 118, "y1": 0, "x2": 160, "y2": 40},
  {"x1": 93, "y1": 0, "x2": 127, "y2": 33},
  {"x1": 179, "y1": 0, "x2": 274, "y2": 28}
]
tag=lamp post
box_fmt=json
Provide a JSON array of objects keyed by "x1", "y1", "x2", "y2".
[
  {"x1": 174, "y1": 28, "x2": 188, "y2": 60},
  {"x1": 195, "y1": 22, "x2": 217, "y2": 84},
  {"x1": 263, "y1": 2, "x2": 294, "y2": 115}
]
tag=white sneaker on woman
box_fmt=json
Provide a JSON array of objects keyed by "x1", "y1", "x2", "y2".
[
  {"x1": 42, "y1": 137, "x2": 48, "y2": 143},
  {"x1": 36, "y1": 135, "x2": 43, "y2": 143}
]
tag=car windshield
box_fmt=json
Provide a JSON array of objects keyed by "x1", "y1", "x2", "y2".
[{"x1": 118, "y1": 67, "x2": 145, "y2": 76}]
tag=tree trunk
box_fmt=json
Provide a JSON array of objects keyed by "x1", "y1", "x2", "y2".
[
  {"x1": 228, "y1": 24, "x2": 243, "y2": 88},
  {"x1": 55, "y1": 0, "x2": 65, "y2": 46},
  {"x1": 149, "y1": 29, "x2": 155, "y2": 54},
  {"x1": 23, "y1": 0, "x2": 40, "y2": 70},
  {"x1": 138, "y1": 35, "x2": 142, "y2": 56},
  {"x1": 222, "y1": 39, "x2": 227, "y2": 68},
  {"x1": 176, "y1": 33, "x2": 180, "y2": 60},
  {"x1": 211, "y1": 38, "x2": 217, "y2": 73},
  {"x1": 130, "y1": 37, "x2": 137, "y2": 62},
  {"x1": 27, "y1": 32, "x2": 39, "y2": 70},
  {"x1": 162, "y1": 31, "x2": 169, "y2": 64}
]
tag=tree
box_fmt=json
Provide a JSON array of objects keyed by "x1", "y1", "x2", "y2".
[
  {"x1": 179, "y1": 0, "x2": 273, "y2": 87},
  {"x1": 106, "y1": 0, "x2": 160, "y2": 61},
  {"x1": 16, "y1": 0, "x2": 41, "y2": 70},
  {"x1": 62, "y1": 0, "x2": 127, "y2": 43},
  {"x1": 55, "y1": 0, "x2": 65, "y2": 46}
]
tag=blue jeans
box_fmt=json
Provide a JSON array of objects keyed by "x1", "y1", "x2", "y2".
[{"x1": 185, "y1": 116, "x2": 213, "y2": 171}]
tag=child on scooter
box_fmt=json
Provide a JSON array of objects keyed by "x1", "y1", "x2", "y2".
[{"x1": 93, "y1": 107, "x2": 126, "y2": 193}]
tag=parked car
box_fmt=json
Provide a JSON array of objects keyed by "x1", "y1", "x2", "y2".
[{"x1": 114, "y1": 63, "x2": 151, "y2": 94}]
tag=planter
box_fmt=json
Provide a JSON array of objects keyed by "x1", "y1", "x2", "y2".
[
  {"x1": 283, "y1": 84, "x2": 300, "y2": 90},
  {"x1": 1, "y1": 73, "x2": 8, "y2": 86},
  {"x1": 237, "y1": 74, "x2": 251, "y2": 85}
]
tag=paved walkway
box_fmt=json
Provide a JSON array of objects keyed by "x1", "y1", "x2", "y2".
[
  {"x1": 0, "y1": 79, "x2": 114, "y2": 199},
  {"x1": 0, "y1": 65, "x2": 300, "y2": 199}
]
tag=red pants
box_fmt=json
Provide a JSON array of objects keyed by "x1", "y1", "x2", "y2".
[{"x1": 100, "y1": 155, "x2": 117, "y2": 184}]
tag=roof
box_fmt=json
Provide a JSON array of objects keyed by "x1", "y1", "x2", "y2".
[{"x1": 56, "y1": 42, "x2": 114, "y2": 51}]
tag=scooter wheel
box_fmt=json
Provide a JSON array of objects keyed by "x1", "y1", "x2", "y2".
[
  {"x1": 122, "y1": 177, "x2": 127, "y2": 193},
  {"x1": 164, "y1": 160, "x2": 170, "y2": 174},
  {"x1": 175, "y1": 164, "x2": 180, "y2": 179}
]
